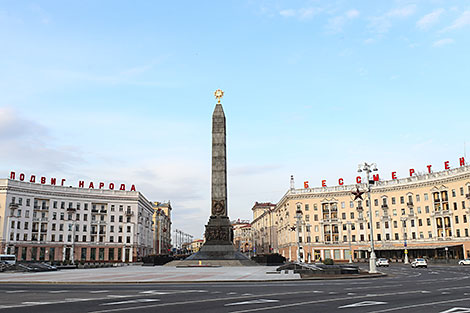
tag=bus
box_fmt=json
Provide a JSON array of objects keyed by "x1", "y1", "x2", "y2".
[{"x1": 0, "y1": 254, "x2": 16, "y2": 265}]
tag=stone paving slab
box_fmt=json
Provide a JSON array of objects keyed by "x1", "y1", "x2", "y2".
[{"x1": 0, "y1": 265, "x2": 300, "y2": 283}]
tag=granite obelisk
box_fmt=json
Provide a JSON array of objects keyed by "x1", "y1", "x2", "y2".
[{"x1": 184, "y1": 90, "x2": 253, "y2": 264}]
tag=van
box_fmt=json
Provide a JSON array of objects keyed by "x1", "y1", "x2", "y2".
[{"x1": 0, "y1": 254, "x2": 17, "y2": 265}]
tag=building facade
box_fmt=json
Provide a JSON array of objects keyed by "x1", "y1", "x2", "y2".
[
  {"x1": 232, "y1": 219, "x2": 252, "y2": 253},
  {"x1": 253, "y1": 164, "x2": 470, "y2": 262},
  {"x1": 0, "y1": 179, "x2": 154, "y2": 263},
  {"x1": 152, "y1": 201, "x2": 172, "y2": 254},
  {"x1": 251, "y1": 202, "x2": 277, "y2": 255}
]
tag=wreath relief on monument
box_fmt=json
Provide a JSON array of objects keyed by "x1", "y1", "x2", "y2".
[{"x1": 212, "y1": 200, "x2": 225, "y2": 216}]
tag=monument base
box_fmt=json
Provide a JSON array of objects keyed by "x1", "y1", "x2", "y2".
[{"x1": 166, "y1": 216, "x2": 257, "y2": 267}]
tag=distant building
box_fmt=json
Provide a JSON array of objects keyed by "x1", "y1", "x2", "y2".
[
  {"x1": 232, "y1": 219, "x2": 252, "y2": 253},
  {"x1": 0, "y1": 178, "x2": 154, "y2": 263},
  {"x1": 152, "y1": 201, "x2": 172, "y2": 254},
  {"x1": 251, "y1": 202, "x2": 277, "y2": 254},
  {"x1": 190, "y1": 239, "x2": 204, "y2": 253}
]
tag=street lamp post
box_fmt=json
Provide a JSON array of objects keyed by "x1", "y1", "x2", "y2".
[
  {"x1": 358, "y1": 162, "x2": 378, "y2": 274},
  {"x1": 401, "y1": 217, "x2": 409, "y2": 264},
  {"x1": 346, "y1": 221, "x2": 353, "y2": 263},
  {"x1": 295, "y1": 202, "x2": 303, "y2": 262}
]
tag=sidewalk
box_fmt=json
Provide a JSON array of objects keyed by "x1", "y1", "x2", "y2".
[{"x1": 0, "y1": 265, "x2": 301, "y2": 283}]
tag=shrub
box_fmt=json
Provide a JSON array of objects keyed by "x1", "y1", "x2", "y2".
[{"x1": 323, "y1": 258, "x2": 334, "y2": 265}]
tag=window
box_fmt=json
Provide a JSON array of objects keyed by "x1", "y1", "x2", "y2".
[
  {"x1": 400, "y1": 196, "x2": 404, "y2": 204},
  {"x1": 428, "y1": 231, "x2": 432, "y2": 238},
  {"x1": 417, "y1": 207, "x2": 422, "y2": 214},
  {"x1": 455, "y1": 216, "x2": 459, "y2": 224},
  {"x1": 118, "y1": 236, "x2": 122, "y2": 243},
  {"x1": 60, "y1": 213, "x2": 64, "y2": 220},
  {"x1": 341, "y1": 213, "x2": 346, "y2": 219},
  {"x1": 393, "y1": 209, "x2": 397, "y2": 216},
  {"x1": 77, "y1": 203, "x2": 80, "y2": 210},
  {"x1": 427, "y1": 218, "x2": 431, "y2": 226},
  {"x1": 350, "y1": 212, "x2": 354, "y2": 219},
  {"x1": 463, "y1": 201, "x2": 466, "y2": 209},
  {"x1": 425, "y1": 206, "x2": 430, "y2": 213},
  {"x1": 393, "y1": 221, "x2": 398, "y2": 228},
  {"x1": 374, "y1": 199, "x2": 378, "y2": 206},
  {"x1": 457, "y1": 229, "x2": 461, "y2": 237},
  {"x1": 418, "y1": 219, "x2": 422, "y2": 226},
  {"x1": 305, "y1": 204, "x2": 309, "y2": 211},
  {"x1": 26, "y1": 199, "x2": 31, "y2": 206},
  {"x1": 419, "y1": 232, "x2": 424, "y2": 239},
  {"x1": 424, "y1": 193, "x2": 429, "y2": 201},
  {"x1": 127, "y1": 226, "x2": 131, "y2": 232},
  {"x1": 350, "y1": 201, "x2": 354, "y2": 208},
  {"x1": 452, "y1": 189, "x2": 456, "y2": 197},
  {"x1": 59, "y1": 224, "x2": 64, "y2": 231},
  {"x1": 82, "y1": 235, "x2": 86, "y2": 241},
  {"x1": 84, "y1": 214, "x2": 88, "y2": 221},
  {"x1": 395, "y1": 233, "x2": 399, "y2": 240},
  {"x1": 464, "y1": 215, "x2": 468, "y2": 223},
  {"x1": 61, "y1": 202, "x2": 65, "y2": 209},
  {"x1": 460, "y1": 187, "x2": 464, "y2": 196},
  {"x1": 119, "y1": 216, "x2": 123, "y2": 222},
  {"x1": 375, "y1": 210, "x2": 379, "y2": 217},
  {"x1": 401, "y1": 208, "x2": 405, "y2": 215},
  {"x1": 392, "y1": 197, "x2": 396, "y2": 205},
  {"x1": 51, "y1": 224, "x2": 56, "y2": 231},
  {"x1": 306, "y1": 214, "x2": 310, "y2": 222},
  {"x1": 84, "y1": 203, "x2": 88, "y2": 210},
  {"x1": 25, "y1": 210, "x2": 29, "y2": 218},
  {"x1": 416, "y1": 194, "x2": 420, "y2": 202},
  {"x1": 119, "y1": 205, "x2": 123, "y2": 212},
  {"x1": 110, "y1": 225, "x2": 114, "y2": 232}
]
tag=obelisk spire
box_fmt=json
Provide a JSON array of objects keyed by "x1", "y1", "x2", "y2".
[{"x1": 211, "y1": 89, "x2": 227, "y2": 217}]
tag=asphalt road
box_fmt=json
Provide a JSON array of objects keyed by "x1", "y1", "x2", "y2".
[{"x1": 2, "y1": 264, "x2": 470, "y2": 313}]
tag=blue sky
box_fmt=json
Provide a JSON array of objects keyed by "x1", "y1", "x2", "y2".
[{"x1": 1, "y1": 0, "x2": 469, "y2": 238}]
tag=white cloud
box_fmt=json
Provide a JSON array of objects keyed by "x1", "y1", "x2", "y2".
[
  {"x1": 441, "y1": 10, "x2": 470, "y2": 32},
  {"x1": 0, "y1": 107, "x2": 83, "y2": 171},
  {"x1": 416, "y1": 8, "x2": 445, "y2": 30},
  {"x1": 346, "y1": 9, "x2": 360, "y2": 19},
  {"x1": 279, "y1": 7, "x2": 322, "y2": 20},
  {"x1": 386, "y1": 5, "x2": 416, "y2": 18},
  {"x1": 433, "y1": 38, "x2": 454, "y2": 47},
  {"x1": 368, "y1": 5, "x2": 416, "y2": 33},
  {"x1": 326, "y1": 9, "x2": 360, "y2": 33}
]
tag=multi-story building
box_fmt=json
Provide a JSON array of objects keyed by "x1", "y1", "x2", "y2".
[
  {"x1": 0, "y1": 178, "x2": 154, "y2": 263},
  {"x1": 270, "y1": 164, "x2": 470, "y2": 262},
  {"x1": 232, "y1": 219, "x2": 252, "y2": 253},
  {"x1": 251, "y1": 202, "x2": 277, "y2": 255},
  {"x1": 152, "y1": 201, "x2": 172, "y2": 254}
]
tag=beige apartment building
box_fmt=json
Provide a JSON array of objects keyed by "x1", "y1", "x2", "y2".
[
  {"x1": 232, "y1": 219, "x2": 252, "y2": 253},
  {"x1": 152, "y1": 201, "x2": 172, "y2": 254},
  {"x1": 0, "y1": 178, "x2": 155, "y2": 263},
  {"x1": 251, "y1": 202, "x2": 277, "y2": 255},
  {"x1": 252, "y1": 165, "x2": 470, "y2": 262}
]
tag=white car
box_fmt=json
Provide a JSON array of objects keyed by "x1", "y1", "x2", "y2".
[
  {"x1": 376, "y1": 258, "x2": 390, "y2": 267},
  {"x1": 411, "y1": 258, "x2": 427, "y2": 268},
  {"x1": 458, "y1": 259, "x2": 470, "y2": 265}
]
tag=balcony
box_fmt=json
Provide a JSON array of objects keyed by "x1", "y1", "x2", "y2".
[
  {"x1": 91, "y1": 209, "x2": 99, "y2": 213},
  {"x1": 381, "y1": 204, "x2": 389, "y2": 209},
  {"x1": 466, "y1": 194, "x2": 470, "y2": 200},
  {"x1": 99, "y1": 210, "x2": 107, "y2": 214},
  {"x1": 34, "y1": 206, "x2": 49, "y2": 211},
  {"x1": 125, "y1": 210, "x2": 134, "y2": 216},
  {"x1": 407, "y1": 202, "x2": 414, "y2": 207},
  {"x1": 32, "y1": 217, "x2": 48, "y2": 222},
  {"x1": 67, "y1": 207, "x2": 76, "y2": 212}
]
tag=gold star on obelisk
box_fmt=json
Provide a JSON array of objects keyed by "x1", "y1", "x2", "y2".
[{"x1": 214, "y1": 89, "x2": 224, "y2": 104}]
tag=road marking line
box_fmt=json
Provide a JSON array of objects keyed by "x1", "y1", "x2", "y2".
[
  {"x1": 6, "y1": 290, "x2": 26, "y2": 293},
  {"x1": 339, "y1": 301, "x2": 387, "y2": 309},
  {"x1": 440, "y1": 307, "x2": 470, "y2": 313},
  {"x1": 102, "y1": 299, "x2": 160, "y2": 306},
  {"x1": 107, "y1": 295, "x2": 130, "y2": 298},
  {"x1": 49, "y1": 290, "x2": 69, "y2": 293},
  {"x1": 87, "y1": 290, "x2": 423, "y2": 313},
  {"x1": 226, "y1": 299, "x2": 280, "y2": 307},
  {"x1": 368, "y1": 298, "x2": 470, "y2": 313}
]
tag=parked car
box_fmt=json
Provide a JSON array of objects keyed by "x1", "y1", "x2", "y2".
[
  {"x1": 376, "y1": 258, "x2": 390, "y2": 267},
  {"x1": 458, "y1": 259, "x2": 470, "y2": 265},
  {"x1": 411, "y1": 258, "x2": 427, "y2": 268}
]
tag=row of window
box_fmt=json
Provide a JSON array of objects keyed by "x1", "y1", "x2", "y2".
[
  {"x1": 10, "y1": 221, "x2": 136, "y2": 233},
  {"x1": 10, "y1": 197, "x2": 133, "y2": 212},
  {"x1": 9, "y1": 232, "x2": 135, "y2": 243},
  {"x1": 300, "y1": 187, "x2": 470, "y2": 212}
]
